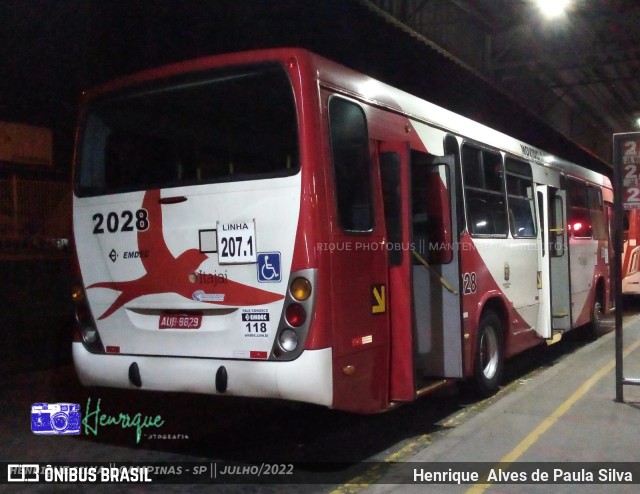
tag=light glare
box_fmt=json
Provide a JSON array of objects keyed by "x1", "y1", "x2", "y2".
[{"x1": 536, "y1": 0, "x2": 569, "y2": 18}]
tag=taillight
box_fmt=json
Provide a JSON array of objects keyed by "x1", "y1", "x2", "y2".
[
  {"x1": 290, "y1": 277, "x2": 312, "y2": 301},
  {"x1": 71, "y1": 279, "x2": 104, "y2": 353},
  {"x1": 285, "y1": 303, "x2": 306, "y2": 327},
  {"x1": 272, "y1": 269, "x2": 316, "y2": 358},
  {"x1": 71, "y1": 284, "x2": 85, "y2": 303},
  {"x1": 74, "y1": 299, "x2": 91, "y2": 325},
  {"x1": 278, "y1": 329, "x2": 298, "y2": 352},
  {"x1": 81, "y1": 327, "x2": 99, "y2": 345}
]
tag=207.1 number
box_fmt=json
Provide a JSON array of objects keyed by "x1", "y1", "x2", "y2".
[{"x1": 220, "y1": 236, "x2": 254, "y2": 258}]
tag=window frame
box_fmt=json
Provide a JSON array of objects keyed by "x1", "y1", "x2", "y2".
[
  {"x1": 505, "y1": 156, "x2": 537, "y2": 239},
  {"x1": 75, "y1": 62, "x2": 300, "y2": 197},
  {"x1": 461, "y1": 142, "x2": 508, "y2": 238},
  {"x1": 327, "y1": 95, "x2": 375, "y2": 234},
  {"x1": 411, "y1": 150, "x2": 454, "y2": 265},
  {"x1": 566, "y1": 177, "x2": 593, "y2": 239},
  {"x1": 587, "y1": 185, "x2": 606, "y2": 240}
]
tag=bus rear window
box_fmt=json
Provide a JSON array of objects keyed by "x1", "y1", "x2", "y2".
[{"x1": 76, "y1": 63, "x2": 299, "y2": 196}]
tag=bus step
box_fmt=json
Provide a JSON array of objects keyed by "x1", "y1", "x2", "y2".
[
  {"x1": 546, "y1": 330, "x2": 563, "y2": 346},
  {"x1": 414, "y1": 378, "x2": 451, "y2": 398}
]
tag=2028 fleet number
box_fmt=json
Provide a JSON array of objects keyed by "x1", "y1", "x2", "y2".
[{"x1": 92, "y1": 209, "x2": 149, "y2": 234}]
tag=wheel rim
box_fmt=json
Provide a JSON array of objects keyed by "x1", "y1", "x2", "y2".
[
  {"x1": 593, "y1": 301, "x2": 603, "y2": 331},
  {"x1": 480, "y1": 326, "x2": 499, "y2": 380}
]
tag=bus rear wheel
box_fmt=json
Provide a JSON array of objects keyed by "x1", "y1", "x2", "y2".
[
  {"x1": 472, "y1": 310, "x2": 504, "y2": 398},
  {"x1": 585, "y1": 295, "x2": 605, "y2": 340}
]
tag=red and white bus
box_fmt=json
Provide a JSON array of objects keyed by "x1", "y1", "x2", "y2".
[
  {"x1": 71, "y1": 48, "x2": 612, "y2": 413},
  {"x1": 623, "y1": 209, "x2": 640, "y2": 295}
]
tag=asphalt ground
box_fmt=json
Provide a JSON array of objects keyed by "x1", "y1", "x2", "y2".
[{"x1": 353, "y1": 313, "x2": 640, "y2": 493}]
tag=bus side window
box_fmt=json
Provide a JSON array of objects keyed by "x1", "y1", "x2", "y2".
[
  {"x1": 411, "y1": 151, "x2": 453, "y2": 264},
  {"x1": 538, "y1": 191, "x2": 545, "y2": 257},
  {"x1": 80, "y1": 114, "x2": 109, "y2": 190},
  {"x1": 328, "y1": 97, "x2": 374, "y2": 232},
  {"x1": 462, "y1": 145, "x2": 507, "y2": 237},
  {"x1": 587, "y1": 186, "x2": 606, "y2": 240},
  {"x1": 624, "y1": 210, "x2": 630, "y2": 241},
  {"x1": 505, "y1": 158, "x2": 536, "y2": 238},
  {"x1": 566, "y1": 178, "x2": 592, "y2": 238},
  {"x1": 381, "y1": 152, "x2": 402, "y2": 266},
  {"x1": 551, "y1": 192, "x2": 566, "y2": 257},
  {"x1": 631, "y1": 250, "x2": 640, "y2": 276},
  {"x1": 444, "y1": 134, "x2": 465, "y2": 235}
]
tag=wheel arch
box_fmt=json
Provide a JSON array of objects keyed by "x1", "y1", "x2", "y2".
[
  {"x1": 475, "y1": 294, "x2": 509, "y2": 348},
  {"x1": 466, "y1": 293, "x2": 509, "y2": 378},
  {"x1": 593, "y1": 275, "x2": 606, "y2": 309},
  {"x1": 469, "y1": 296, "x2": 507, "y2": 397},
  {"x1": 587, "y1": 274, "x2": 607, "y2": 339}
]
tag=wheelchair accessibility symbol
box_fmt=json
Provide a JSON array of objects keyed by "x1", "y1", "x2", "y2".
[{"x1": 257, "y1": 252, "x2": 281, "y2": 283}]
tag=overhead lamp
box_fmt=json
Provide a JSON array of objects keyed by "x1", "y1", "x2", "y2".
[{"x1": 536, "y1": 0, "x2": 570, "y2": 19}]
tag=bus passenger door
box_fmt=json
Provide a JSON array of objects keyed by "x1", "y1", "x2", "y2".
[
  {"x1": 535, "y1": 185, "x2": 552, "y2": 338},
  {"x1": 327, "y1": 96, "x2": 391, "y2": 413},
  {"x1": 380, "y1": 141, "x2": 415, "y2": 401},
  {"x1": 412, "y1": 153, "x2": 463, "y2": 380},
  {"x1": 549, "y1": 188, "x2": 571, "y2": 331}
]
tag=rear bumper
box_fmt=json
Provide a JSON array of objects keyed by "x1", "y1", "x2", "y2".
[
  {"x1": 72, "y1": 343, "x2": 333, "y2": 407},
  {"x1": 623, "y1": 279, "x2": 640, "y2": 295}
]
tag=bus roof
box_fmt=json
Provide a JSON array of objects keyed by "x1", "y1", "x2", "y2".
[
  {"x1": 82, "y1": 47, "x2": 611, "y2": 189},
  {"x1": 305, "y1": 50, "x2": 611, "y2": 189}
]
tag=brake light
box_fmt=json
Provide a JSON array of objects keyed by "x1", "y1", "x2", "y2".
[
  {"x1": 71, "y1": 276, "x2": 104, "y2": 353},
  {"x1": 285, "y1": 303, "x2": 306, "y2": 327},
  {"x1": 272, "y1": 268, "x2": 316, "y2": 360}
]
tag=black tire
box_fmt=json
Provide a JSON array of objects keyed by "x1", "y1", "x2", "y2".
[
  {"x1": 472, "y1": 310, "x2": 504, "y2": 398},
  {"x1": 585, "y1": 293, "x2": 605, "y2": 340}
]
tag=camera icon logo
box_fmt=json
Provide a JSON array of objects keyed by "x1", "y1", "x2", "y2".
[{"x1": 31, "y1": 403, "x2": 81, "y2": 435}]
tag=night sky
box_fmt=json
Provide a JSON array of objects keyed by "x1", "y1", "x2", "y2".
[
  {"x1": 0, "y1": 0, "x2": 611, "y2": 176},
  {"x1": 1, "y1": 0, "x2": 338, "y2": 169}
]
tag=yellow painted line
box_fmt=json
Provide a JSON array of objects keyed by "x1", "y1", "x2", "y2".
[
  {"x1": 331, "y1": 384, "x2": 511, "y2": 493},
  {"x1": 466, "y1": 335, "x2": 640, "y2": 494},
  {"x1": 330, "y1": 434, "x2": 431, "y2": 494}
]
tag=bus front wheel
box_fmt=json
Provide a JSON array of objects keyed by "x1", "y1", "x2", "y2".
[{"x1": 472, "y1": 310, "x2": 504, "y2": 398}]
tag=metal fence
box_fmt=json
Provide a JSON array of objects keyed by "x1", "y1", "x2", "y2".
[{"x1": 0, "y1": 176, "x2": 71, "y2": 258}]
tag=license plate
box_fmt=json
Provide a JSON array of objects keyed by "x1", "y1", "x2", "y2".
[{"x1": 159, "y1": 311, "x2": 202, "y2": 330}]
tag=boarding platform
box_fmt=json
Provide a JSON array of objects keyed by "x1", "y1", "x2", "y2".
[{"x1": 359, "y1": 312, "x2": 640, "y2": 493}]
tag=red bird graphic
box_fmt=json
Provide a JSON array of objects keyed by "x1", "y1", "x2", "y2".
[{"x1": 87, "y1": 189, "x2": 284, "y2": 319}]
